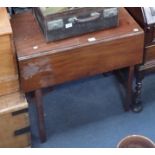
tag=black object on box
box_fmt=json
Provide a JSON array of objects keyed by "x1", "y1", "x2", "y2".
[{"x1": 33, "y1": 7, "x2": 119, "y2": 42}]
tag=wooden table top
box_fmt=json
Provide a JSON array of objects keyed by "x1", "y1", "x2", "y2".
[
  {"x1": 11, "y1": 8, "x2": 143, "y2": 61},
  {"x1": 0, "y1": 7, "x2": 12, "y2": 36}
]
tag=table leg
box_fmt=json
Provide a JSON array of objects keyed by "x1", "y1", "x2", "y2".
[
  {"x1": 132, "y1": 69, "x2": 144, "y2": 112},
  {"x1": 124, "y1": 66, "x2": 134, "y2": 111},
  {"x1": 34, "y1": 89, "x2": 46, "y2": 142}
]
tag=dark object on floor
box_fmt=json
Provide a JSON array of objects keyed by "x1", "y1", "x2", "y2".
[
  {"x1": 33, "y1": 7, "x2": 119, "y2": 42},
  {"x1": 117, "y1": 135, "x2": 155, "y2": 148},
  {"x1": 125, "y1": 8, "x2": 155, "y2": 112}
]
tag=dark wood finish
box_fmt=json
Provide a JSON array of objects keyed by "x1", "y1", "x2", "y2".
[
  {"x1": 132, "y1": 66, "x2": 144, "y2": 112},
  {"x1": 12, "y1": 8, "x2": 143, "y2": 60},
  {"x1": 127, "y1": 7, "x2": 155, "y2": 45},
  {"x1": 11, "y1": 8, "x2": 144, "y2": 92},
  {"x1": 126, "y1": 7, "x2": 155, "y2": 111},
  {"x1": 124, "y1": 66, "x2": 134, "y2": 111},
  {"x1": 11, "y1": 8, "x2": 144, "y2": 142},
  {"x1": 115, "y1": 66, "x2": 135, "y2": 111},
  {"x1": 145, "y1": 45, "x2": 155, "y2": 62},
  {"x1": 18, "y1": 34, "x2": 143, "y2": 92},
  {"x1": 34, "y1": 89, "x2": 46, "y2": 142}
]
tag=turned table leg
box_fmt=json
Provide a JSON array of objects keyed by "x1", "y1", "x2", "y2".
[
  {"x1": 132, "y1": 70, "x2": 144, "y2": 112},
  {"x1": 34, "y1": 89, "x2": 47, "y2": 142},
  {"x1": 124, "y1": 66, "x2": 134, "y2": 111}
]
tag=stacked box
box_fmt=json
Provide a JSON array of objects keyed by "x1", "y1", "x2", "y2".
[
  {"x1": 0, "y1": 8, "x2": 31, "y2": 148},
  {"x1": 0, "y1": 7, "x2": 19, "y2": 96},
  {"x1": 0, "y1": 92, "x2": 31, "y2": 148}
]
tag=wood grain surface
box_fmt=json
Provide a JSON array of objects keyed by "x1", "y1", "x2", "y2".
[
  {"x1": 12, "y1": 8, "x2": 143, "y2": 60},
  {"x1": 145, "y1": 45, "x2": 155, "y2": 62},
  {"x1": 0, "y1": 7, "x2": 19, "y2": 96},
  {"x1": 0, "y1": 92, "x2": 31, "y2": 148},
  {"x1": 11, "y1": 8, "x2": 144, "y2": 92},
  {"x1": 0, "y1": 7, "x2": 12, "y2": 36}
]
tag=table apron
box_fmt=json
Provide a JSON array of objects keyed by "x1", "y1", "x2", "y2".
[{"x1": 19, "y1": 34, "x2": 143, "y2": 92}]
